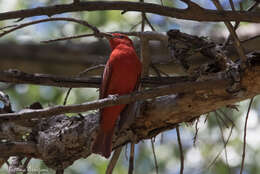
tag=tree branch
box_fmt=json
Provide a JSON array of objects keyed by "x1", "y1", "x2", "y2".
[
  {"x1": 0, "y1": 72, "x2": 230, "y2": 121},
  {"x1": 0, "y1": 17, "x2": 100, "y2": 38},
  {"x1": 0, "y1": 52, "x2": 260, "y2": 170},
  {"x1": 0, "y1": 69, "x2": 195, "y2": 88},
  {"x1": 0, "y1": 1, "x2": 260, "y2": 22}
]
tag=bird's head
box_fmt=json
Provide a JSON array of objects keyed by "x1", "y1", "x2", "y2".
[{"x1": 105, "y1": 33, "x2": 134, "y2": 50}]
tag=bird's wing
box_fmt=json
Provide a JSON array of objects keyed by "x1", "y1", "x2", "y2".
[{"x1": 99, "y1": 62, "x2": 112, "y2": 99}]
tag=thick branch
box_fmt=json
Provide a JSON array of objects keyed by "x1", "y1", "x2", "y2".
[
  {"x1": 1, "y1": 58, "x2": 259, "y2": 169},
  {"x1": 0, "y1": 1, "x2": 260, "y2": 22},
  {"x1": 0, "y1": 142, "x2": 37, "y2": 157},
  {"x1": 0, "y1": 53, "x2": 260, "y2": 170}
]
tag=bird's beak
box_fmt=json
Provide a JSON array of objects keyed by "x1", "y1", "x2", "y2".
[{"x1": 103, "y1": 33, "x2": 114, "y2": 40}]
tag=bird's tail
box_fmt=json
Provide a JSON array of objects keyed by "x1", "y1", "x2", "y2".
[{"x1": 92, "y1": 129, "x2": 113, "y2": 158}]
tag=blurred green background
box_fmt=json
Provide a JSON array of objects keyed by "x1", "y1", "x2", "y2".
[{"x1": 0, "y1": 0, "x2": 260, "y2": 174}]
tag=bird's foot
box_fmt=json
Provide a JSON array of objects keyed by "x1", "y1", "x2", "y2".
[{"x1": 108, "y1": 94, "x2": 119, "y2": 100}]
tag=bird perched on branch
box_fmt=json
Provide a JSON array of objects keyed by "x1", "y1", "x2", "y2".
[{"x1": 92, "y1": 33, "x2": 142, "y2": 158}]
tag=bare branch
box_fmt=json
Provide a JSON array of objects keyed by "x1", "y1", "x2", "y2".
[
  {"x1": 207, "y1": 124, "x2": 234, "y2": 169},
  {"x1": 106, "y1": 147, "x2": 122, "y2": 174},
  {"x1": 229, "y1": 0, "x2": 235, "y2": 11},
  {"x1": 176, "y1": 126, "x2": 184, "y2": 174},
  {"x1": 193, "y1": 118, "x2": 199, "y2": 146},
  {"x1": 0, "y1": 69, "x2": 101, "y2": 88},
  {"x1": 216, "y1": 115, "x2": 231, "y2": 173},
  {"x1": 0, "y1": 1, "x2": 260, "y2": 22},
  {"x1": 0, "y1": 73, "x2": 230, "y2": 122},
  {"x1": 224, "y1": 1, "x2": 259, "y2": 47},
  {"x1": 63, "y1": 88, "x2": 72, "y2": 105},
  {"x1": 151, "y1": 138, "x2": 159, "y2": 174},
  {"x1": 240, "y1": 98, "x2": 254, "y2": 174},
  {"x1": 41, "y1": 33, "x2": 96, "y2": 43},
  {"x1": 0, "y1": 69, "x2": 198, "y2": 88},
  {"x1": 0, "y1": 17, "x2": 100, "y2": 38},
  {"x1": 0, "y1": 142, "x2": 37, "y2": 158},
  {"x1": 42, "y1": 31, "x2": 168, "y2": 43},
  {"x1": 212, "y1": 0, "x2": 247, "y2": 64},
  {"x1": 128, "y1": 143, "x2": 135, "y2": 174}
]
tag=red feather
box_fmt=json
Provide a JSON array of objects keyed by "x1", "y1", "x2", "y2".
[{"x1": 92, "y1": 33, "x2": 142, "y2": 158}]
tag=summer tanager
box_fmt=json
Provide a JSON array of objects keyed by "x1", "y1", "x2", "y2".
[{"x1": 92, "y1": 33, "x2": 142, "y2": 158}]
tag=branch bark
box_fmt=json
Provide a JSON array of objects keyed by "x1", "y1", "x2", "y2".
[
  {"x1": 0, "y1": 73, "x2": 229, "y2": 121},
  {"x1": 1, "y1": 55, "x2": 260, "y2": 169},
  {"x1": 0, "y1": 33, "x2": 259, "y2": 76},
  {"x1": 1, "y1": 1, "x2": 260, "y2": 22}
]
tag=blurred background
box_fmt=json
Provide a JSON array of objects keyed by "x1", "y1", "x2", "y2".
[{"x1": 0, "y1": 0, "x2": 260, "y2": 173}]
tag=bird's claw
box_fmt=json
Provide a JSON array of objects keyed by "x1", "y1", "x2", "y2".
[{"x1": 108, "y1": 94, "x2": 119, "y2": 100}]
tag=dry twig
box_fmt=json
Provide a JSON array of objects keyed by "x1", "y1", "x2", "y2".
[
  {"x1": 207, "y1": 124, "x2": 234, "y2": 169},
  {"x1": 176, "y1": 126, "x2": 184, "y2": 174},
  {"x1": 212, "y1": 0, "x2": 247, "y2": 64},
  {"x1": 151, "y1": 138, "x2": 159, "y2": 174},
  {"x1": 128, "y1": 143, "x2": 135, "y2": 174},
  {"x1": 240, "y1": 98, "x2": 254, "y2": 174},
  {"x1": 106, "y1": 147, "x2": 122, "y2": 174},
  {"x1": 193, "y1": 118, "x2": 200, "y2": 146},
  {"x1": 0, "y1": 17, "x2": 100, "y2": 38},
  {"x1": 216, "y1": 115, "x2": 231, "y2": 173},
  {"x1": 224, "y1": 1, "x2": 259, "y2": 47}
]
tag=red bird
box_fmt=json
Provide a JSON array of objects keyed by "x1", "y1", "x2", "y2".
[{"x1": 92, "y1": 33, "x2": 142, "y2": 158}]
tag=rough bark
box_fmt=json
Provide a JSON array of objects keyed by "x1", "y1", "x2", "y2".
[
  {"x1": 0, "y1": 52, "x2": 259, "y2": 170},
  {"x1": 0, "y1": 35, "x2": 259, "y2": 76}
]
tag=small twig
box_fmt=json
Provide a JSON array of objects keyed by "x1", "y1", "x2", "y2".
[
  {"x1": 240, "y1": 98, "x2": 254, "y2": 174},
  {"x1": 130, "y1": 21, "x2": 142, "y2": 31},
  {"x1": 106, "y1": 147, "x2": 122, "y2": 174},
  {"x1": 160, "y1": 133, "x2": 164, "y2": 144},
  {"x1": 223, "y1": 1, "x2": 259, "y2": 52},
  {"x1": 207, "y1": 124, "x2": 234, "y2": 169},
  {"x1": 0, "y1": 24, "x2": 18, "y2": 31},
  {"x1": 215, "y1": 111, "x2": 229, "y2": 128},
  {"x1": 0, "y1": 17, "x2": 100, "y2": 38},
  {"x1": 176, "y1": 126, "x2": 184, "y2": 174},
  {"x1": 78, "y1": 64, "x2": 105, "y2": 77},
  {"x1": 56, "y1": 169, "x2": 64, "y2": 174},
  {"x1": 160, "y1": 0, "x2": 164, "y2": 6},
  {"x1": 42, "y1": 31, "x2": 167, "y2": 43},
  {"x1": 151, "y1": 138, "x2": 159, "y2": 174},
  {"x1": 229, "y1": 0, "x2": 235, "y2": 11},
  {"x1": 5, "y1": 159, "x2": 10, "y2": 166},
  {"x1": 22, "y1": 157, "x2": 31, "y2": 174},
  {"x1": 41, "y1": 33, "x2": 95, "y2": 43},
  {"x1": 218, "y1": 109, "x2": 236, "y2": 128},
  {"x1": 212, "y1": 0, "x2": 247, "y2": 65},
  {"x1": 63, "y1": 88, "x2": 72, "y2": 105},
  {"x1": 125, "y1": 145, "x2": 129, "y2": 161},
  {"x1": 144, "y1": 14, "x2": 155, "y2": 31},
  {"x1": 64, "y1": 64, "x2": 105, "y2": 105},
  {"x1": 193, "y1": 118, "x2": 200, "y2": 146},
  {"x1": 150, "y1": 64, "x2": 162, "y2": 78},
  {"x1": 140, "y1": 0, "x2": 145, "y2": 32},
  {"x1": 216, "y1": 115, "x2": 231, "y2": 173},
  {"x1": 128, "y1": 143, "x2": 135, "y2": 174}
]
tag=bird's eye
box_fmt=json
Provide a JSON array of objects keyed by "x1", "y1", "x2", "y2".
[{"x1": 119, "y1": 36, "x2": 124, "y2": 39}]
